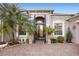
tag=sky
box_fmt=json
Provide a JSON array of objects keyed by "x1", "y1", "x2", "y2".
[{"x1": 20, "y1": 3, "x2": 79, "y2": 14}]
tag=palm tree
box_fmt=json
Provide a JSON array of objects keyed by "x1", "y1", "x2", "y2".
[
  {"x1": 0, "y1": 3, "x2": 19, "y2": 43},
  {"x1": 0, "y1": 3, "x2": 35, "y2": 44}
]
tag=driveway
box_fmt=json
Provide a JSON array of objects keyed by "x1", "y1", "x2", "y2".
[{"x1": 0, "y1": 41, "x2": 79, "y2": 56}]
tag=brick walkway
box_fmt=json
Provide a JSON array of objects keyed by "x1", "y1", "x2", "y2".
[{"x1": 0, "y1": 41, "x2": 79, "y2": 56}]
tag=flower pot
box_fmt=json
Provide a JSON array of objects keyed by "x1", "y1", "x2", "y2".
[
  {"x1": 48, "y1": 35, "x2": 51, "y2": 39},
  {"x1": 47, "y1": 39, "x2": 51, "y2": 44},
  {"x1": 0, "y1": 42, "x2": 8, "y2": 48},
  {"x1": 29, "y1": 35, "x2": 33, "y2": 44},
  {"x1": 29, "y1": 39, "x2": 33, "y2": 44}
]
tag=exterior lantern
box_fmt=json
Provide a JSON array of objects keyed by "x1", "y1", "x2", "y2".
[{"x1": 76, "y1": 20, "x2": 79, "y2": 24}]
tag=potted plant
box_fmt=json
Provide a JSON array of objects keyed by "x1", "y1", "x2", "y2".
[
  {"x1": 46, "y1": 26, "x2": 55, "y2": 44},
  {"x1": 0, "y1": 42, "x2": 8, "y2": 48},
  {"x1": 27, "y1": 26, "x2": 35, "y2": 44}
]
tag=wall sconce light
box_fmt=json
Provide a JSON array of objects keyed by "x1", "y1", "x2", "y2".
[{"x1": 76, "y1": 20, "x2": 79, "y2": 24}]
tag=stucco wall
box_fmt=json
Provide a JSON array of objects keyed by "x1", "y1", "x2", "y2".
[
  {"x1": 66, "y1": 20, "x2": 76, "y2": 42},
  {"x1": 68, "y1": 17, "x2": 79, "y2": 44},
  {"x1": 51, "y1": 15, "x2": 72, "y2": 39},
  {"x1": 17, "y1": 12, "x2": 73, "y2": 42},
  {"x1": 1, "y1": 9, "x2": 78, "y2": 43},
  {"x1": 76, "y1": 23, "x2": 79, "y2": 44}
]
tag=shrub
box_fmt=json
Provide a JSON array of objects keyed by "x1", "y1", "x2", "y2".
[
  {"x1": 66, "y1": 27, "x2": 73, "y2": 43},
  {"x1": 57, "y1": 36, "x2": 64, "y2": 43},
  {"x1": 51, "y1": 38, "x2": 57, "y2": 43},
  {"x1": 0, "y1": 42, "x2": 6, "y2": 45}
]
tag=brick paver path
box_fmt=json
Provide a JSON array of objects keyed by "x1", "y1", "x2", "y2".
[{"x1": 0, "y1": 41, "x2": 79, "y2": 56}]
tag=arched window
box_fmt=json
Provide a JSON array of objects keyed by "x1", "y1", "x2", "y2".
[{"x1": 19, "y1": 26, "x2": 26, "y2": 35}]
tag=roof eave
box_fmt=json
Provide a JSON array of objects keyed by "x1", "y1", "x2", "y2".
[{"x1": 66, "y1": 14, "x2": 79, "y2": 21}]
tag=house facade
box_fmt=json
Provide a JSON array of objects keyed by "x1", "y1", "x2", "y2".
[
  {"x1": 67, "y1": 14, "x2": 79, "y2": 44},
  {"x1": 0, "y1": 9, "x2": 79, "y2": 44}
]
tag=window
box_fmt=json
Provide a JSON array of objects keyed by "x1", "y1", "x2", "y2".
[
  {"x1": 19, "y1": 26, "x2": 26, "y2": 35},
  {"x1": 54, "y1": 23, "x2": 63, "y2": 35}
]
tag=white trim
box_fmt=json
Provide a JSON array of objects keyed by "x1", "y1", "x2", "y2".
[
  {"x1": 2, "y1": 30, "x2": 3, "y2": 42},
  {"x1": 18, "y1": 35, "x2": 27, "y2": 38},
  {"x1": 53, "y1": 20, "x2": 65, "y2": 37},
  {"x1": 16, "y1": 24, "x2": 19, "y2": 38}
]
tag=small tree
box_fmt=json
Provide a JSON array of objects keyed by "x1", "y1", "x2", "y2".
[
  {"x1": 46, "y1": 26, "x2": 55, "y2": 43},
  {"x1": 46, "y1": 26, "x2": 55, "y2": 35},
  {"x1": 0, "y1": 3, "x2": 35, "y2": 44},
  {"x1": 26, "y1": 21, "x2": 35, "y2": 44},
  {"x1": 66, "y1": 27, "x2": 73, "y2": 43},
  {"x1": 0, "y1": 3, "x2": 19, "y2": 43},
  {"x1": 27, "y1": 26, "x2": 35, "y2": 36}
]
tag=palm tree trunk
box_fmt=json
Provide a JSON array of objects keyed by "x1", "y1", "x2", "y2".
[
  {"x1": 12, "y1": 26, "x2": 16, "y2": 42},
  {"x1": 12, "y1": 31, "x2": 15, "y2": 43},
  {"x1": 12, "y1": 25, "x2": 16, "y2": 43}
]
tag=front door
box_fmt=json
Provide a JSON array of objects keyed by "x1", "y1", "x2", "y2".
[
  {"x1": 36, "y1": 24, "x2": 44, "y2": 40},
  {"x1": 34, "y1": 17, "x2": 46, "y2": 42}
]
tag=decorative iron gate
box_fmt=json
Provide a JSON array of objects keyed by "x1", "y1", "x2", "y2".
[{"x1": 34, "y1": 17, "x2": 46, "y2": 42}]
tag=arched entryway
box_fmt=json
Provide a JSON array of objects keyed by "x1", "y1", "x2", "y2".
[{"x1": 34, "y1": 17, "x2": 46, "y2": 42}]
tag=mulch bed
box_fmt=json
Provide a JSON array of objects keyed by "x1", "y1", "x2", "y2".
[{"x1": 0, "y1": 42, "x2": 6, "y2": 45}]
